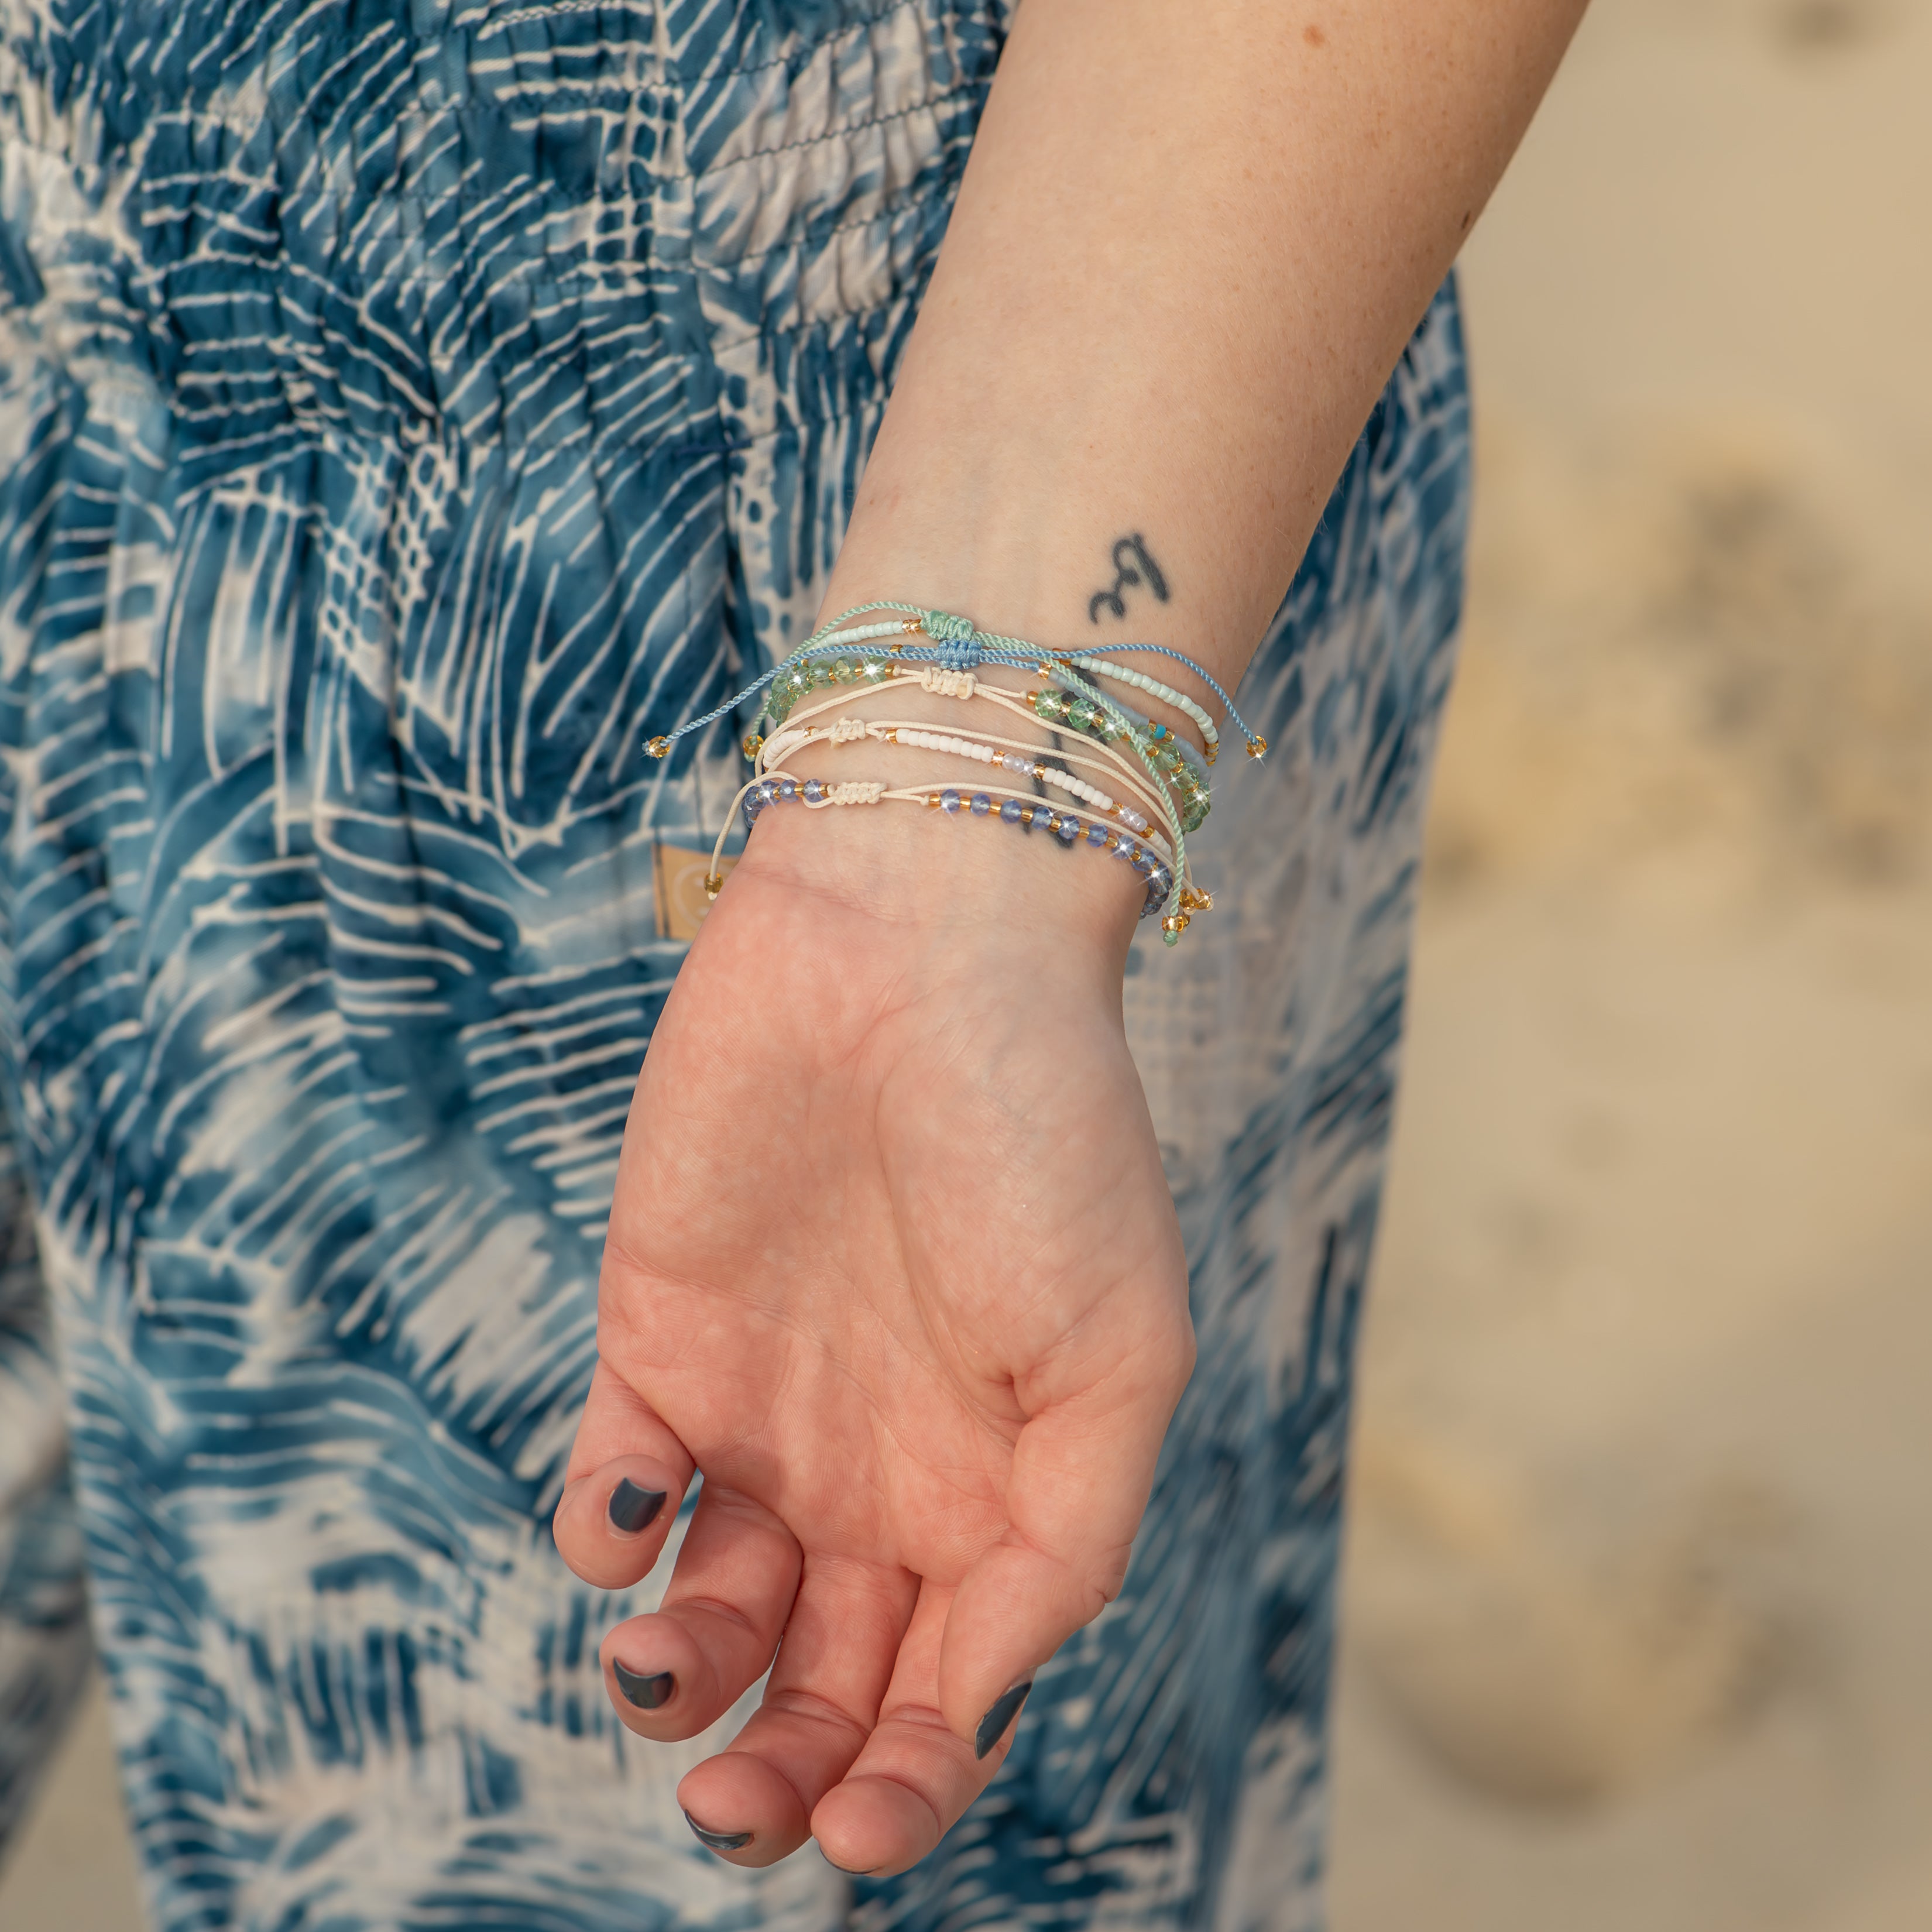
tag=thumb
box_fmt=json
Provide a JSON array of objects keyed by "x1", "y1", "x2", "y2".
[{"x1": 935, "y1": 1315, "x2": 1195, "y2": 1758}]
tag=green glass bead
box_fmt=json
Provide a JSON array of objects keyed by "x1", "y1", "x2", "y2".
[
  {"x1": 863, "y1": 658, "x2": 891, "y2": 682},
  {"x1": 832, "y1": 657, "x2": 859, "y2": 684}
]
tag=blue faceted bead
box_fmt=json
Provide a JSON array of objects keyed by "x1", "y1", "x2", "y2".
[
  {"x1": 777, "y1": 778, "x2": 798, "y2": 801},
  {"x1": 970, "y1": 792, "x2": 993, "y2": 816},
  {"x1": 1000, "y1": 799, "x2": 1024, "y2": 825},
  {"x1": 802, "y1": 779, "x2": 825, "y2": 804},
  {"x1": 1086, "y1": 823, "x2": 1110, "y2": 847},
  {"x1": 1055, "y1": 814, "x2": 1080, "y2": 844},
  {"x1": 941, "y1": 788, "x2": 962, "y2": 814},
  {"x1": 754, "y1": 780, "x2": 778, "y2": 808}
]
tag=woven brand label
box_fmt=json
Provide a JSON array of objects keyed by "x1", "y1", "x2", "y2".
[{"x1": 653, "y1": 842, "x2": 735, "y2": 942}]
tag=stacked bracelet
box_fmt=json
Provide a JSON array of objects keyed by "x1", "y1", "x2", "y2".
[{"x1": 648, "y1": 602, "x2": 1260, "y2": 942}]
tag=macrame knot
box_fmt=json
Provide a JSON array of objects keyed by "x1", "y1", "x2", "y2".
[
  {"x1": 827, "y1": 781, "x2": 885, "y2": 805},
  {"x1": 922, "y1": 609, "x2": 981, "y2": 671},
  {"x1": 915, "y1": 667, "x2": 977, "y2": 700},
  {"x1": 828, "y1": 716, "x2": 868, "y2": 743}
]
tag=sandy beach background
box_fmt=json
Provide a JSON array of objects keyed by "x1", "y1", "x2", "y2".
[{"x1": 4, "y1": 0, "x2": 1928, "y2": 1923}]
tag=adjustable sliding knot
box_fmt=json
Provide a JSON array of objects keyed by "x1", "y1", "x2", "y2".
[
  {"x1": 922, "y1": 609, "x2": 982, "y2": 672},
  {"x1": 916, "y1": 667, "x2": 977, "y2": 699}
]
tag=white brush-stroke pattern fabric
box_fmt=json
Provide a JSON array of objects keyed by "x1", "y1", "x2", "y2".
[{"x1": 0, "y1": 2, "x2": 1470, "y2": 1927}]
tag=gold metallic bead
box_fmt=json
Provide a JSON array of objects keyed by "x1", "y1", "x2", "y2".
[
  {"x1": 902, "y1": 616, "x2": 924, "y2": 635},
  {"x1": 1161, "y1": 912, "x2": 1192, "y2": 937},
  {"x1": 926, "y1": 792, "x2": 943, "y2": 809},
  {"x1": 1205, "y1": 742, "x2": 1219, "y2": 765},
  {"x1": 1247, "y1": 736, "x2": 1268, "y2": 759},
  {"x1": 1181, "y1": 888, "x2": 1214, "y2": 912},
  {"x1": 741, "y1": 733, "x2": 763, "y2": 760},
  {"x1": 704, "y1": 873, "x2": 724, "y2": 901},
  {"x1": 646, "y1": 735, "x2": 671, "y2": 759}
]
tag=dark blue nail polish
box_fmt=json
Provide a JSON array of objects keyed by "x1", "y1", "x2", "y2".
[
  {"x1": 683, "y1": 1809, "x2": 752, "y2": 1852},
  {"x1": 608, "y1": 1478, "x2": 667, "y2": 1535},
  {"x1": 974, "y1": 1678, "x2": 1032, "y2": 1759},
  {"x1": 612, "y1": 1660, "x2": 675, "y2": 1709}
]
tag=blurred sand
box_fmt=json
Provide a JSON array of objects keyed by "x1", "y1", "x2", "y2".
[
  {"x1": 3, "y1": 1, "x2": 1928, "y2": 1925},
  {"x1": 1330, "y1": 1, "x2": 1932, "y2": 1927}
]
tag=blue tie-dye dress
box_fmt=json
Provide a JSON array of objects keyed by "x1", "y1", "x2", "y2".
[{"x1": 0, "y1": 3, "x2": 1470, "y2": 1927}]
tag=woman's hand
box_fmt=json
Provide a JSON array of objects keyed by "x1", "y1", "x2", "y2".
[{"x1": 551, "y1": 801, "x2": 1193, "y2": 1876}]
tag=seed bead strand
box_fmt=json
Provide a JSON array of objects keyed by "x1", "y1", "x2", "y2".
[
  {"x1": 706, "y1": 770, "x2": 1180, "y2": 922},
  {"x1": 767, "y1": 678, "x2": 1178, "y2": 834},
  {"x1": 764, "y1": 691, "x2": 1173, "y2": 840},
  {"x1": 753, "y1": 715, "x2": 1178, "y2": 866},
  {"x1": 753, "y1": 653, "x2": 1190, "y2": 931},
  {"x1": 782, "y1": 661, "x2": 1195, "y2": 925},
  {"x1": 1059, "y1": 658, "x2": 1221, "y2": 762}
]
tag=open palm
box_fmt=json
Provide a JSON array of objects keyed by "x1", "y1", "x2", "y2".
[{"x1": 552, "y1": 812, "x2": 1193, "y2": 1875}]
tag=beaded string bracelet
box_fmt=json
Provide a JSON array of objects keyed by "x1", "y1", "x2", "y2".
[
  {"x1": 763, "y1": 674, "x2": 1194, "y2": 905},
  {"x1": 647, "y1": 602, "x2": 1262, "y2": 941},
  {"x1": 768, "y1": 664, "x2": 1194, "y2": 895},
  {"x1": 768, "y1": 678, "x2": 1175, "y2": 845},
  {"x1": 708, "y1": 771, "x2": 1180, "y2": 924},
  {"x1": 765, "y1": 719, "x2": 1178, "y2": 869}
]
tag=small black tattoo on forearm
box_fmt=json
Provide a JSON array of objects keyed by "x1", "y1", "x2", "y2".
[{"x1": 1087, "y1": 535, "x2": 1170, "y2": 624}]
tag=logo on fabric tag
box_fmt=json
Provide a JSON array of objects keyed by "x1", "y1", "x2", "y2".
[{"x1": 653, "y1": 842, "x2": 735, "y2": 942}]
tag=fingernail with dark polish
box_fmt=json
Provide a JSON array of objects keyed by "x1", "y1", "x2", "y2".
[
  {"x1": 608, "y1": 1478, "x2": 667, "y2": 1535},
  {"x1": 612, "y1": 1659, "x2": 675, "y2": 1710},
  {"x1": 683, "y1": 1809, "x2": 753, "y2": 1852},
  {"x1": 974, "y1": 1678, "x2": 1033, "y2": 1759}
]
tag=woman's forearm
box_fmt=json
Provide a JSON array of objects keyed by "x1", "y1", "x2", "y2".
[{"x1": 825, "y1": 0, "x2": 1588, "y2": 694}]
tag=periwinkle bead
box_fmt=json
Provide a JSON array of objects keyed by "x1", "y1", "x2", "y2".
[
  {"x1": 1086, "y1": 823, "x2": 1109, "y2": 847},
  {"x1": 1055, "y1": 814, "x2": 1080, "y2": 844},
  {"x1": 1131, "y1": 850, "x2": 1155, "y2": 874},
  {"x1": 754, "y1": 780, "x2": 778, "y2": 808},
  {"x1": 1000, "y1": 799, "x2": 1023, "y2": 825},
  {"x1": 941, "y1": 788, "x2": 962, "y2": 814},
  {"x1": 802, "y1": 779, "x2": 825, "y2": 804},
  {"x1": 970, "y1": 792, "x2": 992, "y2": 816},
  {"x1": 777, "y1": 778, "x2": 797, "y2": 801}
]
